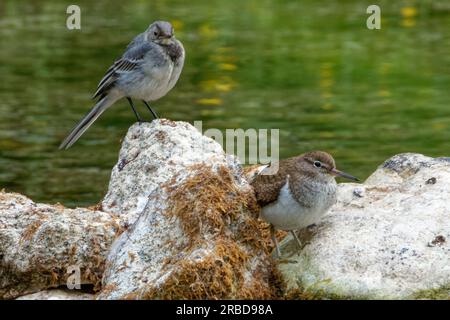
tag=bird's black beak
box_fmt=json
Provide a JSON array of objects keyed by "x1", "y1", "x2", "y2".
[
  {"x1": 331, "y1": 168, "x2": 360, "y2": 182},
  {"x1": 158, "y1": 38, "x2": 171, "y2": 46},
  {"x1": 158, "y1": 36, "x2": 173, "y2": 45}
]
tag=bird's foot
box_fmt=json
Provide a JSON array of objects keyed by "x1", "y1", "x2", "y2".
[
  {"x1": 276, "y1": 258, "x2": 299, "y2": 264},
  {"x1": 270, "y1": 225, "x2": 283, "y2": 259},
  {"x1": 274, "y1": 246, "x2": 282, "y2": 259},
  {"x1": 290, "y1": 230, "x2": 303, "y2": 251},
  {"x1": 142, "y1": 101, "x2": 159, "y2": 119}
]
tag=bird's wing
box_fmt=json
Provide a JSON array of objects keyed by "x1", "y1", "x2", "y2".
[
  {"x1": 250, "y1": 161, "x2": 288, "y2": 206},
  {"x1": 92, "y1": 41, "x2": 154, "y2": 100},
  {"x1": 126, "y1": 32, "x2": 146, "y2": 50},
  {"x1": 244, "y1": 164, "x2": 269, "y2": 183}
]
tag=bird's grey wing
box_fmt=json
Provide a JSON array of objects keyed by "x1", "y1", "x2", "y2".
[
  {"x1": 250, "y1": 162, "x2": 288, "y2": 206},
  {"x1": 92, "y1": 41, "x2": 154, "y2": 99},
  {"x1": 126, "y1": 32, "x2": 146, "y2": 50}
]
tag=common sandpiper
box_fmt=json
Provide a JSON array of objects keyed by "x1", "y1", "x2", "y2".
[{"x1": 249, "y1": 151, "x2": 359, "y2": 258}]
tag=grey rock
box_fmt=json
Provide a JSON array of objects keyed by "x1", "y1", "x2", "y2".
[
  {"x1": 0, "y1": 192, "x2": 121, "y2": 299},
  {"x1": 98, "y1": 120, "x2": 278, "y2": 299},
  {"x1": 16, "y1": 289, "x2": 94, "y2": 300},
  {"x1": 4, "y1": 122, "x2": 448, "y2": 300}
]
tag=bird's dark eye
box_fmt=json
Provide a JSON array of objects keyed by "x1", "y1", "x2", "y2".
[
  {"x1": 154, "y1": 31, "x2": 158, "y2": 36},
  {"x1": 314, "y1": 161, "x2": 322, "y2": 168}
]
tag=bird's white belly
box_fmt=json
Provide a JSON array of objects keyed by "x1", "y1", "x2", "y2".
[
  {"x1": 260, "y1": 182, "x2": 334, "y2": 231},
  {"x1": 141, "y1": 63, "x2": 174, "y2": 101},
  {"x1": 122, "y1": 60, "x2": 175, "y2": 101}
]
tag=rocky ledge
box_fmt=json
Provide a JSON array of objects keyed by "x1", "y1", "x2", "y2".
[{"x1": 0, "y1": 120, "x2": 449, "y2": 299}]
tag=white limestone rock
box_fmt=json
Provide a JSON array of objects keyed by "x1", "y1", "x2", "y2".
[
  {"x1": 0, "y1": 192, "x2": 121, "y2": 299},
  {"x1": 98, "y1": 120, "x2": 278, "y2": 299},
  {"x1": 16, "y1": 289, "x2": 94, "y2": 300},
  {"x1": 102, "y1": 120, "x2": 233, "y2": 226}
]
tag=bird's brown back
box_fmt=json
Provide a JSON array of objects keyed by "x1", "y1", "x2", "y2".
[
  {"x1": 250, "y1": 157, "x2": 297, "y2": 206},
  {"x1": 250, "y1": 151, "x2": 336, "y2": 206}
]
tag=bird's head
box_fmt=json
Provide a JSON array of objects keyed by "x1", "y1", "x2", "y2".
[
  {"x1": 299, "y1": 151, "x2": 359, "y2": 182},
  {"x1": 147, "y1": 21, "x2": 175, "y2": 45}
]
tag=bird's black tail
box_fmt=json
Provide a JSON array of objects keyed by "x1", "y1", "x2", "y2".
[{"x1": 59, "y1": 95, "x2": 117, "y2": 150}]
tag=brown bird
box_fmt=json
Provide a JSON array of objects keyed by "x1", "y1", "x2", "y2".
[{"x1": 250, "y1": 151, "x2": 359, "y2": 258}]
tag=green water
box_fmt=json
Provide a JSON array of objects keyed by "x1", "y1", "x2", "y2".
[{"x1": 0, "y1": 0, "x2": 449, "y2": 207}]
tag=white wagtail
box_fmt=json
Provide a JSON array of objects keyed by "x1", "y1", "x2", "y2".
[{"x1": 59, "y1": 21, "x2": 185, "y2": 150}]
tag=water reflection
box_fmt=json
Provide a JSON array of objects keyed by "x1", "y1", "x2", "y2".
[{"x1": 0, "y1": 0, "x2": 449, "y2": 207}]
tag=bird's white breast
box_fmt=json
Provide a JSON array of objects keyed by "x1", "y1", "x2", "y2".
[
  {"x1": 260, "y1": 180, "x2": 336, "y2": 231},
  {"x1": 128, "y1": 45, "x2": 184, "y2": 102},
  {"x1": 138, "y1": 58, "x2": 175, "y2": 101}
]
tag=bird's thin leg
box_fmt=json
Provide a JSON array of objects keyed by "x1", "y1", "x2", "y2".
[
  {"x1": 271, "y1": 225, "x2": 281, "y2": 259},
  {"x1": 127, "y1": 97, "x2": 143, "y2": 122},
  {"x1": 142, "y1": 100, "x2": 159, "y2": 119},
  {"x1": 290, "y1": 230, "x2": 302, "y2": 251}
]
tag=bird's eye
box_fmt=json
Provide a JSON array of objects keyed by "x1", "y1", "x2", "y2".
[
  {"x1": 154, "y1": 31, "x2": 158, "y2": 36},
  {"x1": 314, "y1": 161, "x2": 322, "y2": 168}
]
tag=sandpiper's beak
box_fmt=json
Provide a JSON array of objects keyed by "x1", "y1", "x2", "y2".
[{"x1": 331, "y1": 168, "x2": 360, "y2": 182}]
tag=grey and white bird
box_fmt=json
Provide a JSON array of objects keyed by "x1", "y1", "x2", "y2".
[
  {"x1": 249, "y1": 151, "x2": 359, "y2": 258},
  {"x1": 59, "y1": 20, "x2": 185, "y2": 150}
]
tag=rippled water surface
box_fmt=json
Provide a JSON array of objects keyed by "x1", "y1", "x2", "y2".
[{"x1": 0, "y1": 0, "x2": 449, "y2": 206}]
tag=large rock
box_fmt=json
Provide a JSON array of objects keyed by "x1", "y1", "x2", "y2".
[
  {"x1": 279, "y1": 153, "x2": 450, "y2": 299},
  {"x1": 16, "y1": 289, "x2": 94, "y2": 300},
  {"x1": 2, "y1": 119, "x2": 448, "y2": 300},
  {"x1": 98, "y1": 120, "x2": 282, "y2": 299},
  {"x1": 0, "y1": 192, "x2": 122, "y2": 299}
]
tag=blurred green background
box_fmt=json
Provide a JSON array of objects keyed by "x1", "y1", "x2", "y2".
[{"x1": 0, "y1": 0, "x2": 449, "y2": 207}]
